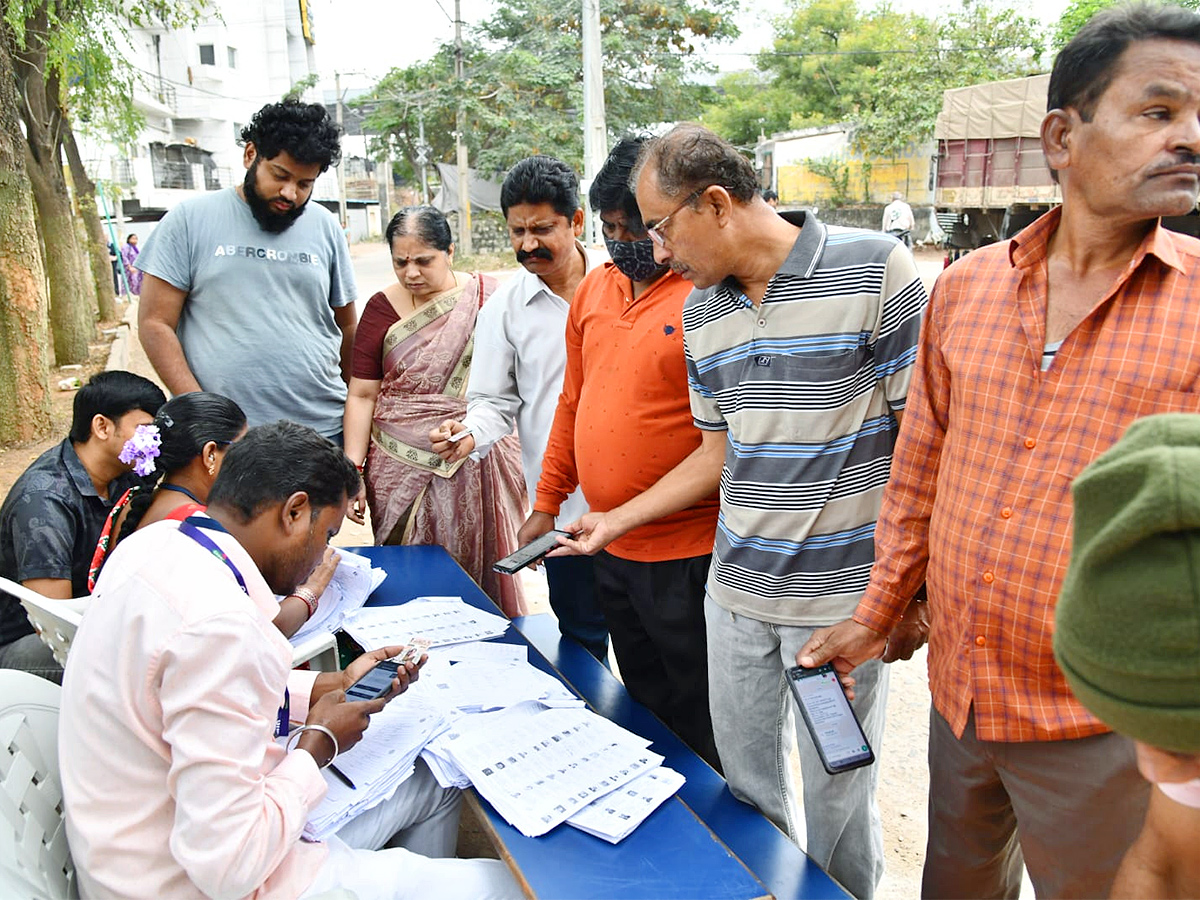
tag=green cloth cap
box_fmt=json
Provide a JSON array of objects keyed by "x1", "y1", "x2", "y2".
[{"x1": 1054, "y1": 413, "x2": 1200, "y2": 753}]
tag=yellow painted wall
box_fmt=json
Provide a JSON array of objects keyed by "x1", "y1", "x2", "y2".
[{"x1": 776, "y1": 148, "x2": 935, "y2": 206}]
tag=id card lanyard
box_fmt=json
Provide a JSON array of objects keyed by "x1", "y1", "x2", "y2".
[{"x1": 178, "y1": 516, "x2": 291, "y2": 737}]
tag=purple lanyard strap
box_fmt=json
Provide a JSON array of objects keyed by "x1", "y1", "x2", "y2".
[{"x1": 178, "y1": 516, "x2": 291, "y2": 736}]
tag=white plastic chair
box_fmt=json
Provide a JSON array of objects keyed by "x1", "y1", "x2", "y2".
[
  {"x1": 0, "y1": 670, "x2": 76, "y2": 899},
  {"x1": 0, "y1": 578, "x2": 86, "y2": 668},
  {"x1": 291, "y1": 631, "x2": 341, "y2": 672},
  {"x1": 1, "y1": 576, "x2": 338, "y2": 673}
]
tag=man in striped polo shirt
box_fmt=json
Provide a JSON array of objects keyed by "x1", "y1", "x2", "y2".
[{"x1": 563, "y1": 124, "x2": 927, "y2": 898}]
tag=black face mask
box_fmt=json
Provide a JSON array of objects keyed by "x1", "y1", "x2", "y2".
[
  {"x1": 604, "y1": 235, "x2": 663, "y2": 283},
  {"x1": 243, "y1": 159, "x2": 307, "y2": 234}
]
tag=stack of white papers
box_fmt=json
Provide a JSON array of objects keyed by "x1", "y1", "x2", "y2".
[
  {"x1": 341, "y1": 597, "x2": 509, "y2": 650},
  {"x1": 427, "y1": 702, "x2": 665, "y2": 837},
  {"x1": 289, "y1": 551, "x2": 386, "y2": 647},
  {"x1": 567, "y1": 766, "x2": 686, "y2": 843},
  {"x1": 431, "y1": 641, "x2": 527, "y2": 666},
  {"x1": 302, "y1": 692, "x2": 449, "y2": 841},
  {"x1": 410, "y1": 655, "x2": 581, "y2": 715}
]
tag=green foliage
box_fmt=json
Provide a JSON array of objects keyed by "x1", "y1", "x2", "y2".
[
  {"x1": 3, "y1": 0, "x2": 212, "y2": 146},
  {"x1": 1053, "y1": 0, "x2": 1200, "y2": 49},
  {"x1": 805, "y1": 155, "x2": 852, "y2": 206},
  {"x1": 360, "y1": 0, "x2": 739, "y2": 180},
  {"x1": 284, "y1": 74, "x2": 320, "y2": 103},
  {"x1": 704, "y1": 0, "x2": 1044, "y2": 159},
  {"x1": 700, "y1": 70, "x2": 797, "y2": 149}
]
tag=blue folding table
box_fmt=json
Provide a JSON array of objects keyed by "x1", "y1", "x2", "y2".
[{"x1": 352, "y1": 544, "x2": 850, "y2": 900}]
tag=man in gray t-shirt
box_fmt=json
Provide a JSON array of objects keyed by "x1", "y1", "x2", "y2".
[{"x1": 137, "y1": 101, "x2": 357, "y2": 439}]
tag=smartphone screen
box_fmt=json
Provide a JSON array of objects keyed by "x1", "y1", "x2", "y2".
[
  {"x1": 345, "y1": 660, "x2": 400, "y2": 702},
  {"x1": 786, "y1": 663, "x2": 875, "y2": 774}
]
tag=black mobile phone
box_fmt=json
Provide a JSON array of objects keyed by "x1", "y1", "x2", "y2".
[
  {"x1": 492, "y1": 529, "x2": 573, "y2": 575},
  {"x1": 785, "y1": 663, "x2": 875, "y2": 775},
  {"x1": 345, "y1": 660, "x2": 400, "y2": 702}
]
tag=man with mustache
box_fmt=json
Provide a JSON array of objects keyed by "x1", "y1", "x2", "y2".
[
  {"x1": 431, "y1": 156, "x2": 609, "y2": 662},
  {"x1": 137, "y1": 100, "x2": 357, "y2": 441},
  {"x1": 523, "y1": 138, "x2": 721, "y2": 766},
  {"x1": 799, "y1": 6, "x2": 1200, "y2": 897}
]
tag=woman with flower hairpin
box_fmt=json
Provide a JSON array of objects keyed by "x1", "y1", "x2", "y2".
[{"x1": 92, "y1": 392, "x2": 338, "y2": 637}]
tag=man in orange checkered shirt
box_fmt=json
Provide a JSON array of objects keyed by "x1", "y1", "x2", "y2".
[{"x1": 799, "y1": 6, "x2": 1200, "y2": 897}]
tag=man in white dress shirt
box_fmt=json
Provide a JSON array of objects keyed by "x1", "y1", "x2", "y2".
[{"x1": 432, "y1": 156, "x2": 608, "y2": 661}]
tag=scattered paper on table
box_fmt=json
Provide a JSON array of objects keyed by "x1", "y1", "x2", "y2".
[
  {"x1": 301, "y1": 691, "x2": 448, "y2": 841},
  {"x1": 435, "y1": 704, "x2": 663, "y2": 837},
  {"x1": 567, "y1": 766, "x2": 685, "y2": 843},
  {"x1": 342, "y1": 597, "x2": 509, "y2": 650}
]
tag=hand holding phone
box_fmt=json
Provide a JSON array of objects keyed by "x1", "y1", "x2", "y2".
[
  {"x1": 786, "y1": 663, "x2": 875, "y2": 774},
  {"x1": 493, "y1": 529, "x2": 574, "y2": 575},
  {"x1": 344, "y1": 641, "x2": 429, "y2": 701}
]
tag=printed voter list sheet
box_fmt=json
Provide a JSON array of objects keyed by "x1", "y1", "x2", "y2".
[
  {"x1": 567, "y1": 766, "x2": 686, "y2": 843},
  {"x1": 342, "y1": 596, "x2": 509, "y2": 649},
  {"x1": 441, "y1": 705, "x2": 663, "y2": 837}
]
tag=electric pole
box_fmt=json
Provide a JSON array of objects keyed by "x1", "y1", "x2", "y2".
[
  {"x1": 335, "y1": 71, "x2": 348, "y2": 234},
  {"x1": 417, "y1": 102, "x2": 430, "y2": 205},
  {"x1": 454, "y1": 0, "x2": 473, "y2": 255},
  {"x1": 581, "y1": 0, "x2": 607, "y2": 246}
]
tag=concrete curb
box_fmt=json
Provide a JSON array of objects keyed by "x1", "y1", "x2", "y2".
[{"x1": 104, "y1": 302, "x2": 136, "y2": 372}]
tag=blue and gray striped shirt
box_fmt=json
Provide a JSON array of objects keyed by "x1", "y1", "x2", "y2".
[{"x1": 683, "y1": 211, "x2": 927, "y2": 625}]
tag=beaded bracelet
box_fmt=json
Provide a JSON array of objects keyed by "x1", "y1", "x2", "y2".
[{"x1": 285, "y1": 724, "x2": 339, "y2": 769}]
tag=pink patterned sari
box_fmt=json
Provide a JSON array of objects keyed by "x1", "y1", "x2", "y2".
[{"x1": 365, "y1": 273, "x2": 527, "y2": 616}]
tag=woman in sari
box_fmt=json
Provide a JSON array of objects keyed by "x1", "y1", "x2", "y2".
[
  {"x1": 344, "y1": 206, "x2": 527, "y2": 616},
  {"x1": 120, "y1": 234, "x2": 142, "y2": 296}
]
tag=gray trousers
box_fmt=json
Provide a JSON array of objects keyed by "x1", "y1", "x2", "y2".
[
  {"x1": 923, "y1": 707, "x2": 1151, "y2": 899},
  {"x1": 706, "y1": 598, "x2": 888, "y2": 900},
  {"x1": 0, "y1": 633, "x2": 63, "y2": 684}
]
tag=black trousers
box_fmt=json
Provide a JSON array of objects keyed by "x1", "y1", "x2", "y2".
[{"x1": 593, "y1": 550, "x2": 720, "y2": 770}]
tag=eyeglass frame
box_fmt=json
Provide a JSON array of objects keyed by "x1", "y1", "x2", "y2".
[{"x1": 646, "y1": 185, "x2": 723, "y2": 247}]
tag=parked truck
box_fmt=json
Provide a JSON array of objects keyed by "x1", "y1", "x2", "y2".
[{"x1": 934, "y1": 73, "x2": 1200, "y2": 250}]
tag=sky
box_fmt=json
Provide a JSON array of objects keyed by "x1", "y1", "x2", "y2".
[{"x1": 313, "y1": 0, "x2": 1072, "y2": 92}]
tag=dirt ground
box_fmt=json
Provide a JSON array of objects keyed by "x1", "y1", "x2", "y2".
[
  {"x1": 0, "y1": 249, "x2": 951, "y2": 898},
  {"x1": 0, "y1": 331, "x2": 119, "y2": 488}
]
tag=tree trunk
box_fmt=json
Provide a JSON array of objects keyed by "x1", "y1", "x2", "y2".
[
  {"x1": 0, "y1": 30, "x2": 52, "y2": 443},
  {"x1": 25, "y1": 143, "x2": 94, "y2": 365},
  {"x1": 63, "y1": 125, "x2": 118, "y2": 321},
  {"x1": 11, "y1": 7, "x2": 95, "y2": 366}
]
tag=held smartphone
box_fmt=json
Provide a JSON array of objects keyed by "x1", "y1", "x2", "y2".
[
  {"x1": 492, "y1": 530, "x2": 573, "y2": 575},
  {"x1": 345, "y1": 660, "x2": 400, "y2": 702},
  {"x1": 785, "y1": 663, "x2": 875, "y2": 775},
  {"x1": 345, "y1": 643, "x2": 429, "y2": 702}
]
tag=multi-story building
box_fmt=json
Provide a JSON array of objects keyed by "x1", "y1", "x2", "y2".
[{"x1": 88, "y1": 0, "x2": 378, "y2": 241}]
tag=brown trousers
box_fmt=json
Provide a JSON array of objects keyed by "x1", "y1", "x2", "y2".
[{"x1": 922, "y1": 707, "x2": 1151, "y2": 899}]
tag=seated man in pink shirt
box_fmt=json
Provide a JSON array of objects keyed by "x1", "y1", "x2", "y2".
[
  {"x1": 1054, "y1": 413, "x2": 1200, "y2": 899},
  {"x1": 59, "y1": 422, "x2": 518, "y2": 900}
]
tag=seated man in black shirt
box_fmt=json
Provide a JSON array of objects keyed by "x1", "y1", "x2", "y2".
[{"x1": 0, "y1": 371, "x2": 165, "y2": 681}]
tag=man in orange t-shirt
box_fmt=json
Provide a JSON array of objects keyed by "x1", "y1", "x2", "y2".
[{"x1": 526, "y1": 138, "x2": 721, "y2": 765}]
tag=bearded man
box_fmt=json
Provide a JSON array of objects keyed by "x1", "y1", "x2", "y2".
[{"x1": 138, "y1": 100, "x2": 357, "y2": 441}]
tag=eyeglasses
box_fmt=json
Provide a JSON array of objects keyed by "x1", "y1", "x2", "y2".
[{"x1": 646, "y1": 187, "x2": 709, "y2": 247}]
